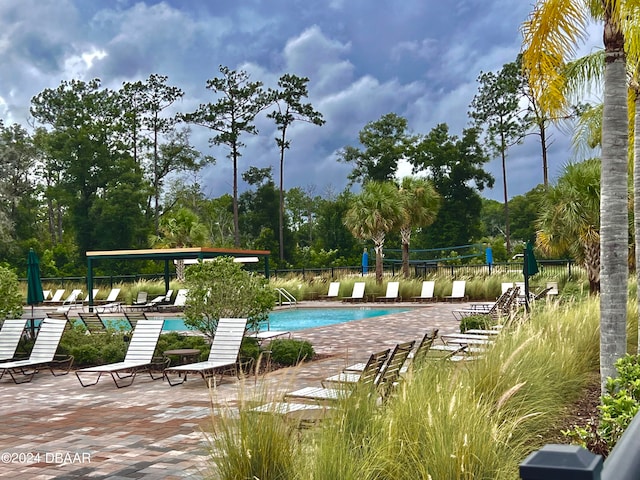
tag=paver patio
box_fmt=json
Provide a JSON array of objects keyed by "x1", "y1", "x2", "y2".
[{"x1": 0, "y1": 301, "x2": 463, "y2": 479}]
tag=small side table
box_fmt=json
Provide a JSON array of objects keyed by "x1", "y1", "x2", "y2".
[{"x1": 163, "y1": 348, "x2": 201, "y2": 366}]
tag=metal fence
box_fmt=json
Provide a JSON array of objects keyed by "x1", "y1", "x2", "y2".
[
  {"x1": 272, "y1": 259, "x2": 577, "y2": 280},
  {"x1": 28, "y1": 259, "x2": 578, "y2": 286}
]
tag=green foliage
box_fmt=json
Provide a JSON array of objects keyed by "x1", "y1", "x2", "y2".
[
  {"x1": 338, "y1": 112, "x2": 413, "y2": 185},
  {"x1": 182, "y1": 257, "x2": 277, "y2": 339},
  {"x1": 566, "y1": 354, "x2": 640, "y2": 454},
  {"x1": 410, "y1": 124, "x2": 494, "y2": 248},
  {"x1": 237, "y1": 336, "x2": 260, "y2": 361},
  {"x1": 269, "y1": 339, "x2": 315, "y2": 365},
  {"x1": 460, "y1": 314, "x2": 495, "y2": 332},
  {"x1": 0, "y1": 265, "x2": 24, "y2": 319},
  {"x1": 58, "y1": 324, "x2": 128, "y2": 367},
  {"x1": 212, "y1": 405, "x2": 299, "y2": 480},
  {"x1": 218, "y1": 297, "x2": 601, "y2": 478},
  {"x1": 156, "y1": 331, "x2": 210, "y2": 362}
]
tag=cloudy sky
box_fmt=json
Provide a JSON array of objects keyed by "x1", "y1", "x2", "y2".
[{"x1": 0, "y1": 0, "x2": 603, "y2": 201}]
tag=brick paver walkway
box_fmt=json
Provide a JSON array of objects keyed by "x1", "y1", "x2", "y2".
[{"x1": 0, "y1": 301, "x2": 464, "y2": 479}]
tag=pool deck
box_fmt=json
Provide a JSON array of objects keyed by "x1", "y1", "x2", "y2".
[{"x1": 2, "y1": 301, "x2": 467, "y2": 479}]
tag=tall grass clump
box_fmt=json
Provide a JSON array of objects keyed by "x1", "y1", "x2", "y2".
[
  {"x1": 208, "y1": 296, "x2": 602, "y2": 479},
  {"x1": 206, "y1": 384, "x2": 301, "y2": 480}
]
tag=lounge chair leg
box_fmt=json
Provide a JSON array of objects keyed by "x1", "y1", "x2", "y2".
[
  {"x1": 76, "y1": 372, "x2": 104, "y2": 387},
  {"x1": 164, "y1": 371, "x2": 187, "y2": 386},
  {"x1": 111, "y1": 372, "x2": 136, "y2": 388}
]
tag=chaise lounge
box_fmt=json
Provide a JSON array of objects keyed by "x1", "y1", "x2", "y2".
[
  {"x1": 75, "y1": 319, "x2": 165, "y2": 388},
  {"x1": 164, "y1": 317, "x2": 247, "y2": 386}
]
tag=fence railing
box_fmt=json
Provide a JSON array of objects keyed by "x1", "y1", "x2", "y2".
[
  {"x1": 26, "y1": 259, "x2": 578, "y2": 286},
  {"x1": 520, "y1": 411, "x2": 640, "y2": 479},
  {"x1": 272, "y1": 260, "x2": 577, "y2": 280}
]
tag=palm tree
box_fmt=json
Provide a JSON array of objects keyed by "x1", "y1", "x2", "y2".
[
  {"x1": 343, "y1": 181, "x2": 404, "y2": 285},
  {"x1": 537, "y1": 159, "x2": 601, "y2": 293},
  {"x1": 152, "y1": 207, "x2": 208, "y2": 281},
  {"x1": 522, "y1": 0, "x2": 633, "y2": 391},
  {"x1": 397, "y1": 177, "x2": 441, "y2": 279}
]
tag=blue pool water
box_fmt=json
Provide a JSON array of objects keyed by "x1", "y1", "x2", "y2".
[{"x1": 160, "y1": 307, "x2": 411, "y2": 332}]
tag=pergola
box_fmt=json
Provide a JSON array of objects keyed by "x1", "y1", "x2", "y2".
[{"x1": 85, "y1": 247, "x2": 271, "y2": 307}]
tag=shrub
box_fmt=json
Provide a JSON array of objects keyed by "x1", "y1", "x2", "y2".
[
  {"x1": 566, "y1": 354, "x2": 640, "y2": 455},
  {"x1": 183, "y1": 257, "x2": 277, "y2": 339},
  {"x1": 0, "y1": 265, "x2": 23, "y2": 319},
  {"x1": 460, "y1": 314, "x2": 495, "y2": 332},
  {"x1": 70, "y1": 345, "x2": 101, "y2": 366},
  {"x1": 269, "y1": 339, "x2": 314, "y2": 365}
]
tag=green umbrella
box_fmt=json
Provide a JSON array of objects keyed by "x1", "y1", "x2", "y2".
[
  {"x1": 27, "y1": 249, "x2": 44, "y2": 336},
  {"x1": 522, "y1": 241, "x2": 539, "y2": 312},
  {"x1": 27, "y1": 248, "x2": 44, "y2": 306}
]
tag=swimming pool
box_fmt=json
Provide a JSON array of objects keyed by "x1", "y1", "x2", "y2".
[{"x1": 159, "y1": 307, "x2": 412, "y2": 332}]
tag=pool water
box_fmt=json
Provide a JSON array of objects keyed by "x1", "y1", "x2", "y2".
[{"x1": 160, "y1": 307, "x2": 411, "y2": 332}]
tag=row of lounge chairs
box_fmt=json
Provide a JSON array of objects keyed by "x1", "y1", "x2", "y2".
[
  {"x1": 40, "y1": 288, "x2": 190, "y2": 313},
  {"x1": 251, "y1": 329, "x2": 451, "y2": 423},
  {"x1": 0, "y1": 316, "x2": 249, "y2": 388},
  {"x1": 320, "y1": 280, "x2": 466, "y2": 303},
  {"x1": 320, "y1": 280, "x2": 558, "y2": 304}
]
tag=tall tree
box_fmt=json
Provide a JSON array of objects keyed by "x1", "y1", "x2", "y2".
[
  {"x1": 409, "y1": 124, "x2": 494, "y2": 249},
  {"x1": 0, "y1": 122, "x2": 38, "y2": 257},
  {"x1": 30, "y1": 79, "x2": 143, "y2": 257},
  {"x1": 339, "y1": 113, "x2": 413, "y2": 185},
  {"x1": 268, "y1": 74, "x2": 324, "y2": 261},
  {"x1": 469, "y1": 60, "x2": 527, "y2": 254},
  {"x1": 343, "y1": 181, "x2": 404, "y2": 284},
  {"x1": 522, "y1": 0, "x2": 633, "y2": 392},
  {"x1": 184, "y1": 65, "x2": 271, "y2": 247},
  {"x1": 397, "y1": 177, "x2": 440, "y2": 278}
]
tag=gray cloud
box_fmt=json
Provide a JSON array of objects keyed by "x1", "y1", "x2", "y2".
[{"x1": 0, "y1": 0, "x2": 604, "y2": 203}]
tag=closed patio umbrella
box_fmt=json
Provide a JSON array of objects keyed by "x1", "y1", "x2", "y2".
[{"x1": 26, "y1": 248, "x2": 44, "y2": 337}]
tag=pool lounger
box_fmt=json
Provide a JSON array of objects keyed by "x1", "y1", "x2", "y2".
[{"x1": 248, "y1": 330, "x2": 291, "y2": 344}]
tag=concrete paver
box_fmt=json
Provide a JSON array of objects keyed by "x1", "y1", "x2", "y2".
[{"x1": 0, "y1": 301, "x2": 464, "y2": 479}]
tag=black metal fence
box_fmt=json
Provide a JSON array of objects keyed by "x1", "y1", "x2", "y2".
[
  {"x1": 28, "y1": 259, "x2": 577, "y2": 287},
  {"x1": 271, "y1": 259, "x2": 577, "y2": 280}
]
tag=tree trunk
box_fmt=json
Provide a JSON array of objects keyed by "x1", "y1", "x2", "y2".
[
  {"x1": 373, "y1": 235, "x2": 385, "y2": 285},
  {"x1": 584, "y1": 239, "x2": 601, "y2": 295},
  {"x1": 501, "y1": 133, "x2": 511, "y2": 254},
  {"x1": 634, "y1": 86, "x2": 640, "y2": 352},
  {"x1": 232, "y1": 146, "x2": 240, "y2": 247},
  {"x1": 400, "y1": 227, "x2": 411, "y2": 279},
  {"x1": 540, "y1": 119, "x2": 548, "y2": 188},
  {"x1": 599, "y1": 18, "x2": 628, "y2": 395},
  {"x1": 279, "y1": 138, "x2": 285, "y2": 261}
]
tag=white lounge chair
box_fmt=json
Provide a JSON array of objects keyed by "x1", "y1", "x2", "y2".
[
  {"x1": 0, "y1": 319, "x2": 27, "y2": 362},
  {"x1": 44, "y1": 289, "x2": 66, "y2": 304},
  {"x1": 164, "y1": 317, "x2": 247, "y2": 386},
  {"x1": 0, "y1": 318, "x2": 73, "y2": 383},
  {"x1": 341, "y1": 282, "x2": 366, "y2": 303},
  {"x1": 319, "y1": 282, "x2": 340, "y2": 300},
  {"x1": 501, "y1": 282, "x2": 514, "y2": 295},
  {"x1": 410, "y1": 281, "x2": 436, "y2": 302},
  {"x1": 444, "y1": 280, "x2": 467, "y2": 302},
  {"x1": 157, "y1": 289, "x2": 188, "y2": 312},
  {"x1": 75, "y1": 319, "x2": 165, "y2": 388},
  {"x1": 375, "y1": 281, "x2": 400, "y2": 302},
  {"x1": 61, "y1": 289, "x2": 83, "y2": 307},
  {"x1": 93, "y1": 288, "x2": 122, "y2": 312},
  {"x1": 252, "y1": 348, "x2": 391, "y2": 421}
]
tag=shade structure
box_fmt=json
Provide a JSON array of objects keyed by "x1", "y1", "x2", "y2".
[{"x1": 27, "y1": 249, "x2": 44, "y2": 306}]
